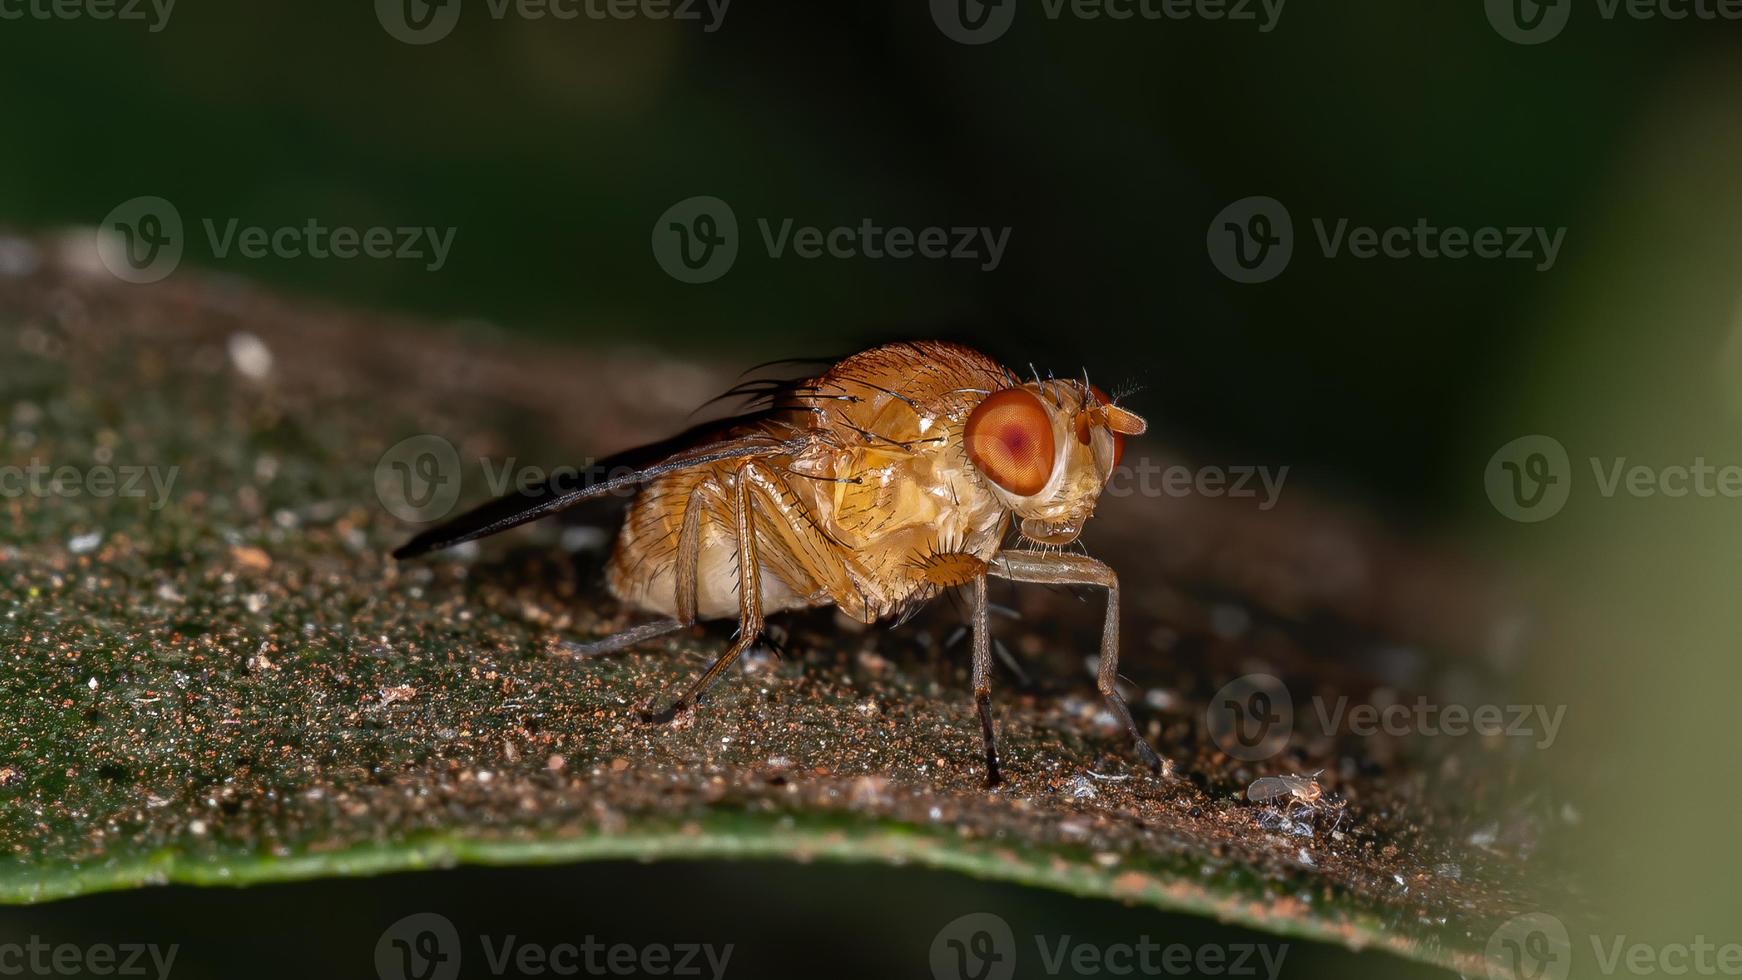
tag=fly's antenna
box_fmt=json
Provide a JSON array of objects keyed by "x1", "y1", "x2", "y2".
[{"x1": 1111, "y1": 379, "x2": 1146, "y2": 404}]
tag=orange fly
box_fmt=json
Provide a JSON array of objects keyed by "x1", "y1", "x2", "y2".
[{"x1": 394, "y1": 341, "x2": 1156, "y2": 785}]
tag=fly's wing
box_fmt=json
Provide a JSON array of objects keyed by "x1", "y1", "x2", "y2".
[
  {"x1": 391, "y1": 415, "x2": 806, "y2": 560},
  {"x1": 1246, "y1": 776, "x2": 1294, "y2": 802}
]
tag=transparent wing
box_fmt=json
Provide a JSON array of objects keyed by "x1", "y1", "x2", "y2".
[{"x1": 1246, "y1": 776, "x2": 1294, "y2": 802}]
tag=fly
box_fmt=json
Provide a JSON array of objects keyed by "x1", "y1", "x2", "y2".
[{"x1": 393, "y1": 341, "x2": 1155, "y2": 786}]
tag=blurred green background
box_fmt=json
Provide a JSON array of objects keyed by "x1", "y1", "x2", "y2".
[
  {"x1": 6, "y1": 0, "x2": 1742, "y2": 976},
  {"x1": 2, "y1": 0, "x2": 1720, "y2": 512}
]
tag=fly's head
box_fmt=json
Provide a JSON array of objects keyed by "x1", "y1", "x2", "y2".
[{"x1": 962, "y1": 377, "x2": 1146, "y2": 546}]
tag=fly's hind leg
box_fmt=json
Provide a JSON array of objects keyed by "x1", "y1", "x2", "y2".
[
  {"x1": 639, "y1": 469, "x2": 764, "y2": 723},
  {"x1": 639, "y1": 461, "x2": 861, "y2": 724},
  {"x1": 566, "y1": 481, "x2": 719, "y2": 660},
  {"x1": 563, "y1": 619, "x2": 685, "y2": 658},
  {"x1": 989, "y1": 551, "x2": 1164, "y2": 774}
]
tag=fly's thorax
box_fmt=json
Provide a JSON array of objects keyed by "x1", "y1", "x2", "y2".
[{"x1": 791, "y1": 434, "x2": 1008, "y2": 558}]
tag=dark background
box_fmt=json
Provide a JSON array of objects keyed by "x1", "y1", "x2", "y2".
[
  {"x1": 3, "y1": 0, "x2": 1722, "y2": 515},
  {"x1": 5, "y1": 0, "x2": 1742, "y2": 976}
]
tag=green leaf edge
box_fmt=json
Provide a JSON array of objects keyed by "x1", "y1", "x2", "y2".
[{"x1": 0, "y1": 809, "x2": 1478, "y2": 974}]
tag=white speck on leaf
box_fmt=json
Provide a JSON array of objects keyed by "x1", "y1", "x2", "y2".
[{"x1": 228, "y1": 332, "x2": 274, "y2": 381}]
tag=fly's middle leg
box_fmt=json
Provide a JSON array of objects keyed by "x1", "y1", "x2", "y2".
[{"x1": 989, "y1": 551, "x2": 1165, "y2": 774}]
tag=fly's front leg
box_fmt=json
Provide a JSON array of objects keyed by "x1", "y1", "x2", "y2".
[
  {"x1": 971, "y1": 572, "x2": 1003, "y2": 787},
  {"x1": 989, "y1": 551, "x2": 1164, "y2": 773},
  {"x1": 640, "y1": 468, "x2": 764, "y2": 723}
]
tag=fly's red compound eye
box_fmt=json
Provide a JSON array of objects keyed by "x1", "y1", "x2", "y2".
[
  {"x1": 1074, "y1": 385, "x2": 1125, "y2": 470},
  {"x1": 966, "y1": 388, "x2": 1056, "y2": 496}
]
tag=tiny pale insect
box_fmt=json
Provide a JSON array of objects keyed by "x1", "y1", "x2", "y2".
[
  {"x1": 1246, "y1": 771, "x2": 1325, "y2": 808},
  {"x1": 1247, "y1": 770, "x2": 1346, "y2": 834},
  {"x1": 393, "y1": 341, "x2": 1158, "y2": 785}
]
